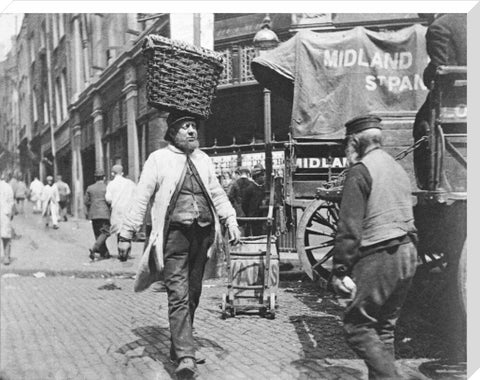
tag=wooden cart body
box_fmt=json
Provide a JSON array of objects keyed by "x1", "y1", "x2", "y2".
[{"x1": 251, "y1": 27, "x2": 467, "y2": 315}]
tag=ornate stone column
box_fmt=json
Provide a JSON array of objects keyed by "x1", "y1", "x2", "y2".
[
  {"x1": 71, "y1": 111, "x2": 84, "y2": 218},
  {"x1": 122, "y1": 62, "x2": 140, "y2": 182},
  {"x1": 92, "y1": 93, "x2": 105, "y2": 173},
  {"x1": 72, "y1": 14, "x2": 84, "y2": 99}
]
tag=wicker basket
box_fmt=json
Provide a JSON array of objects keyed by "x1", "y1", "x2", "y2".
[{"x1": 142, "y1": 35, "x2": 224, "y2": 119}]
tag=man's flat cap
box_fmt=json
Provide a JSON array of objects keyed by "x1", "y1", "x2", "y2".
[
  {"x1": 252, "y1": 164, "x2": 265, "y2": 176},
  {"x1": 166, "y1": 111, "x2": 197, "y2": 129},
  {"x1": 345, "y1": 114, "x2": 382, "y2": 136},
  {"x1": 237, "y1": 166, "x2": 251, "y2": 175}
]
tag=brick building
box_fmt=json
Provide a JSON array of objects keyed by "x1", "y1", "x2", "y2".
[{"x1": 0, "y1": 12, "x2": 424, "y2": 219}]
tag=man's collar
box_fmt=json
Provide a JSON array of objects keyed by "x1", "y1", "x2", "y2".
[{"x1": 167, "y1": 143, "x2": 198, "y2": 156}]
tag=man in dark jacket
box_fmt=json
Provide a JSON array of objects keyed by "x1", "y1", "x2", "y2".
[
  {"x1": 84, "y1": 169, "x2": 111, "y2": 260},
  {"x1": 413, "y1": 13, "x2": 467, "y2": 189},
  {"x1": 228, "y1": 166, "x2": 255, "y2": 235},
  {"x1": 331, "y1": 115, "x2": 418, "y2": 379}
]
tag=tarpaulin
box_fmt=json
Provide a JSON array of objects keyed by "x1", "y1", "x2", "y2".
[{"x1": 251, "y1": 24, "x2": 429, "y2": 139}]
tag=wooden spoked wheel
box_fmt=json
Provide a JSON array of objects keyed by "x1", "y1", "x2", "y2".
[{"x1": 296, "y1": 199, "x2": 339, "y2": 281}]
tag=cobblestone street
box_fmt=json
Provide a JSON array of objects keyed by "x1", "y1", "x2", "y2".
[
  {"x1": 0, "y1": 277, "x2": 439, "y2": 380},
  {"x1": 0, "y1": 207, "x2": 467, "y2": 380}
]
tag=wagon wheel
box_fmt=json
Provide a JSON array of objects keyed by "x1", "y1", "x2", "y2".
[{"x1": 296, "y1": 199, "x2": 339, "y2": 281}]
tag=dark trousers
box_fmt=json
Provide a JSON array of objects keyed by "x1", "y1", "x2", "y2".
[
  {"x1": 91, "y1": 219, "x2": 111, "y2": 256},
  {"x1": 343, "y1": 242, "x2": 417, "y2": 380},
  {"x1": 164, "y1": 221, "x2": 213, "y2": 361}
]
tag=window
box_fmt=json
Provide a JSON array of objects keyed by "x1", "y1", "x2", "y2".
[
  {"x1": 60, "y1": 71, "x2": 68, "y2": 118},
  {"x1": 29, "y1": 36, "x2": 35, "y2": 63},
  {"x1": 32, "y1": 89, "x2": 38, "y2": 122},
  {"x1": 58, "y1": 14, "x2": 65, "y2": 37},
  {"x1": 40, "y1": 23, "x2": 46, "y2": 49},
  {"x1": 43, "y1": 100, "x2": 49, "y2": 125},
  {"x1": 55, "y1": 78, "x2": 62, "y2": 124},
  {"x1": 52, "y1": 15, "x2": 59, "y2": 47}
]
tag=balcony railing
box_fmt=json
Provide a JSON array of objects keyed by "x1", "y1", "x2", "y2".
[{"x1": 217, "y1": 44, "x2": 257, "y2": 87}]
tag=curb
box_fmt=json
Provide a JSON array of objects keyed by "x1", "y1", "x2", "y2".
[
  {"x1": 1, "y1": 268, "x2": 308, "y2": 281},
  {"x1": 0, "y1": 268, "x2": 136, "y2": 279}
]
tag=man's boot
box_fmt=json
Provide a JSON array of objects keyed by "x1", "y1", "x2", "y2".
[{"x1": 175, "y1": 357, "x2": 197, "y2": 378}]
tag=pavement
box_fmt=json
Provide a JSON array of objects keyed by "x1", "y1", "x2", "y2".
[
  {"x1": 0, "y1": 203, "x2": 467, "y2": 380},
  {"x1": 0, "y1": 203, "x2": 305, "y2": 280}
]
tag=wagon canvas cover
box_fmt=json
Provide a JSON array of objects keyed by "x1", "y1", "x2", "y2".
[{"x1": 251, "y1": 24, "x2": 429, "y2": 139}]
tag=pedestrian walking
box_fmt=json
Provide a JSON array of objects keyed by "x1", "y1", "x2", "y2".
[
  {"x1": 8, "y1": 173, "x2": 18, "y2": 200},
  {"x1": 105, "y1": 164, "x2": 136, "y2": 261},
  {"x1": 118, "y1": 111, "x2": 241, "y2": 378},
  {"x1": 84, "y1": 169, "x2": 111, "y2": 261},
  {"x1": 330, "y1": 115, "x2": 418, "y2": 379},
  {"x1": 41, "y1": 175, "x2": 60, "y2": 229},
  {"x1": 55, "y1": 175, "x2": 71, "y2": 221},
  {"x1": 0, "y1": 173, "x2": 15, "y2": 265},
  {"x1": 14, "y1": 175, "x2": 28, "y2": 215},
  {"x1": 29, "y1": 176, "x2": 44, "y2": 213}
]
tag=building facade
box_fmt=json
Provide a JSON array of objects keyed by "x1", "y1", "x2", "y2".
[{"x1": 0, "y1": 12, "x2": 424, "y2": 218}]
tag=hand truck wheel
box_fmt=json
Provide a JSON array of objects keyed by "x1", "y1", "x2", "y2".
[
  {"x1": 221, "y1": 293, "x2": 228, "y2": 320},
  {"x1": 267, "y1": 293, "x2": 276, "y2": 319}
]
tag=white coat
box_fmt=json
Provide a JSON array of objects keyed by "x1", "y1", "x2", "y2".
[
  {"x1": 120, "y1": 145, "x2": 237, "y2": 292},
  {"x1": 105, "y1": 175, "x2": 136, "y2": 234},
  {"x1": 41, "y1": 184, "x2": 60, "y2": 224},
  {"x1": 0, "y1": 180, "x2": 14, "y2": 239}
]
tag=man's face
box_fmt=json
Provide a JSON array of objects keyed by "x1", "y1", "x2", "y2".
[
  {"x1": 253, "y1": 173, "x2": 265, "y2": 185},
  {"x1": 173, "y1": 120, "x2": 199, "y2": 153}
]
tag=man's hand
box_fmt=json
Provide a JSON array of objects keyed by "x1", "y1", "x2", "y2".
[
  {"x1": 228, "y1": 225, "x2": 241, "y2": 246},
  {"x1": 331, "y1": 275, "x2": 357, "y2": 298},
  {"x1": 118, "y1": 241, "x2": 132, "y2": 260}
]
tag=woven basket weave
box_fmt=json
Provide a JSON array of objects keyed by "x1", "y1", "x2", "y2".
[{"x1": 142, "y1": 35, "x2": 224, "y2": 119}]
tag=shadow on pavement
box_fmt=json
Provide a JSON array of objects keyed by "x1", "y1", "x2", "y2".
[
  {"x1": 115, "y1": 325, "x2": 176, "y2": 379},
  {"x1": 283, "y1": 282, "x2": 362, "y2": 378},
  {"x1": 282, "y1": 276, "x2": 467, "y2": 380},
  {"x1": 115, "y1": 325, "x2": 229, "y2": 379}
]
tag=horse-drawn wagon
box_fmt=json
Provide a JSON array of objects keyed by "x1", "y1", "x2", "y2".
[{"x1": 251, "y1": 25, "x2": 467, "y2": 317}]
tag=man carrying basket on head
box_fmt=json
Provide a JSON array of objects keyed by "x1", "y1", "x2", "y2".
[{"x1": 118, "y1": 110, "x2": 241, "y2": 378}]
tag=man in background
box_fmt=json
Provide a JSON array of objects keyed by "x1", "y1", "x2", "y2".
[
  {"x1": 29, "y1": 176, "x2": 44, "y2": 213},
  {"x1": 14, "y1": 174, "x2": 28, "y2": 215},
  {"x1": 228, "y1": 166, "x2": 255, "y2": 235},
  {"x1": 246, "y1": 164, "x2": 267, "y2": 236},
  {"x1": 84, "y1": 169, "x2": 111, "y2": 261},
  {"x1": 41, "y1": 175, "x2": 60, "y2": 229},
  {"x1": 56, "y1": 175, "x2": 71, "y2": 222},
  {"x1": 105, "y1": 164, "x2": 136, "y2": 261},
  {"x1": 0, "y1": 172, "x2": 15, "y2": 265}
]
